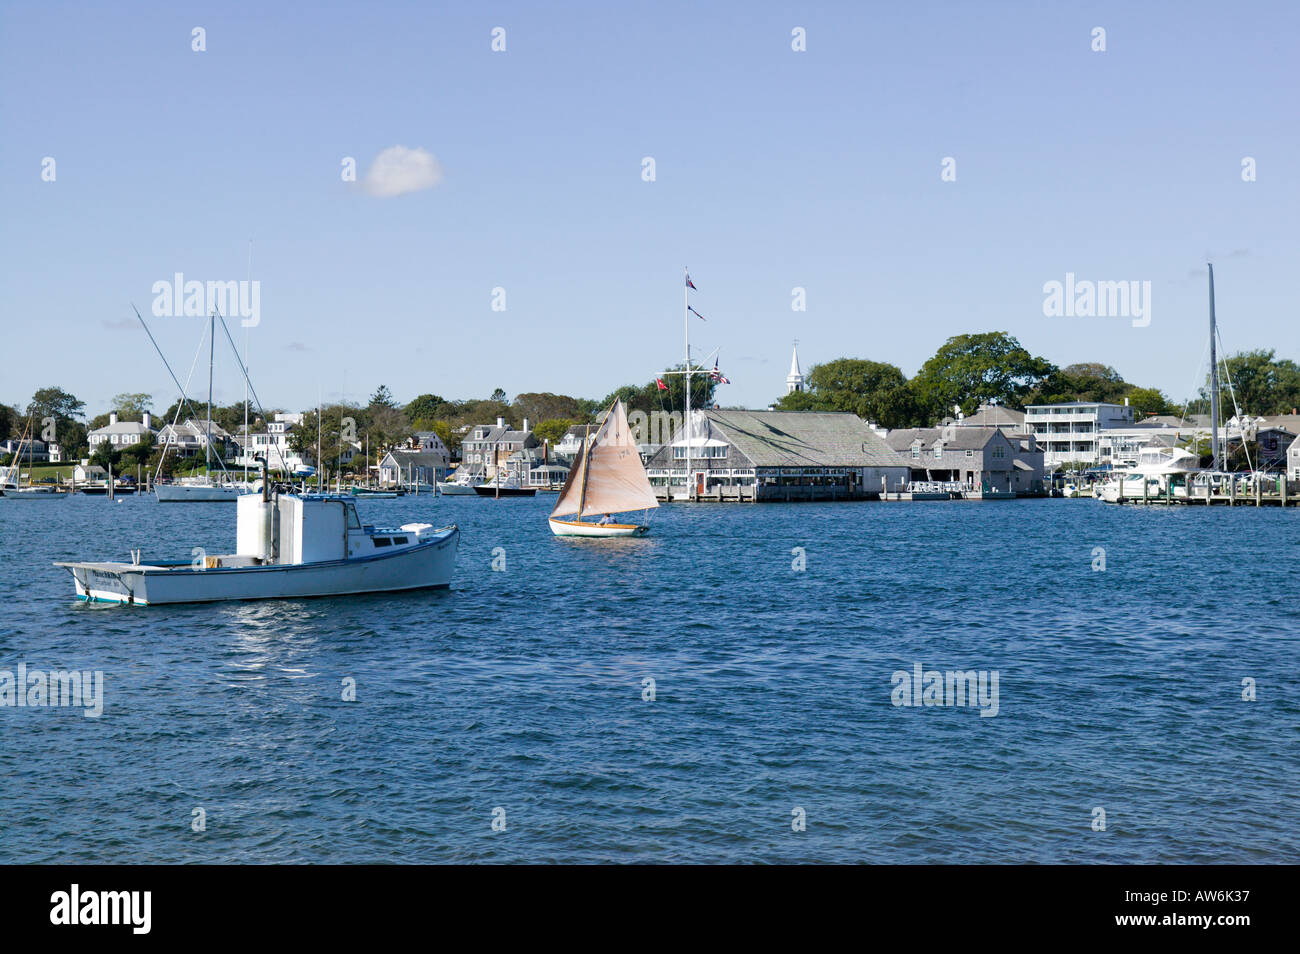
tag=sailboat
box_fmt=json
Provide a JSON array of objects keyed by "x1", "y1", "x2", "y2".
[
  {"x1": 1097, "y1": 262, "x2": 1238, "y2": 504},
  {"x1": 0, "y1": 420, "x2": 70, "y2": 500},
  {"x1": 548, "y1": 399, "x2": 659, "y2": 537},
  {"x1": 153, "y1": 310, "x2": 255, "y2": 502}
]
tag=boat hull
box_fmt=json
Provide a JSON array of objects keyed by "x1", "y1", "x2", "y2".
[
  {"x1": 1, "y1": 489, "x2": 70, "y2": 500},
  {"x1": 548, "y1": 518, "x2": 648, "y2": 537},
  {"x1": 436, "y1": 482, "x2": 479, "y2": 495},
  {"x1": 474, "y1": 486, "x2": 537, "y2": 497},
  {"x1": 55, "y1": 527, "x2": 459, "y2": 605},
  {"x1": 155, "y1": 483, "x2": 248, "y2": 502}
]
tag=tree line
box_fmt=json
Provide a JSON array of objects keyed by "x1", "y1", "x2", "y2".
[{"x1": 772, "y1": 332, "x2": 1300, "y2": 428}]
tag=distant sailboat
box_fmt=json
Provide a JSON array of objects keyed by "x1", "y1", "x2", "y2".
[{"x1": 548, "y1": 399, "x2": 659, "y2": 537}]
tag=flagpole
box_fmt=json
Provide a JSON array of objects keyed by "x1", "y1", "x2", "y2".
[{"x1": 684, "y1": 266, "x2": 691, "y2": 501}]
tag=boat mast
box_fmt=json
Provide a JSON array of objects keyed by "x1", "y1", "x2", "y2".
[
  {"x1": 577, "y1": 422, "x2": 591, "y2": 517},
  {"x1": 244, "y1": 240, "x2": 251, "y2": 485},
  {"x1": 206, "y1": 309, "x2": 214, "y2": 481},
  {"x1": 1208, "y1": 263, "x2": 1221, "y2": 471},
  {"x1": 684, "y1": 266, "x2": 691, "y2": 500}
]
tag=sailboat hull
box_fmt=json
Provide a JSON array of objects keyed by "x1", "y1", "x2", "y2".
[
  {"x1": 155, "y1": 483, "x2": 248, "y2": 502},
  {"x1": 548, "y1": 518, "x2": 649, "y2": 537}
]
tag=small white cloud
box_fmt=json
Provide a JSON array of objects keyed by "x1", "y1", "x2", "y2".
[{"x1": 360, "y1": 145, "x2": 443, "y2": 198}]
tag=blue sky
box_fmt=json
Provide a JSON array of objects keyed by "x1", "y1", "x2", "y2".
[{"x1": 2, "y1": 1, "x2": 1297, "y2": 417}]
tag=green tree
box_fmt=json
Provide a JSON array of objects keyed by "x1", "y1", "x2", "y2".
[
  {"x1": 773, "y1": 358, "x2": 919, "y2": 427},
  {"x1": 1124, "y1": 386, "x2": 1170, "y2": 418},
  {"x1": 489, "y1": 388, "x2": 508, "y2": 404},
  {"x1": 90, "y1": 437, "x2": 121, "y2": 474},
  {"x1": 27, "y1": 386, "x2": 88, "y2": 458},
  {"x1": 912, "y1": 332, "x2": 1055, "y2": 420},
  {"x1": 110, "y1": 392, "x2": 153, "y2": 418},
  {"x1": 533, "y1": 418, "x2": 575, "y2": 444},
  {"x1": 369, "y1": 384, "x2": 396, "y2": 409},
  {"x1": 513, "y1": 392, "x2": 587, "y2": 424},
  {"x1": 1207, "y1": 349, "x2": 1300, "y2": 415}
]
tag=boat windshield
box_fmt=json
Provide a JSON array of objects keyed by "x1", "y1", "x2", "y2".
[{"x1": 344, "y1": 503, "x2": 361, "y2": 529}]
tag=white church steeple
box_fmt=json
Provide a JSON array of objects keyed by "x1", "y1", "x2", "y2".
[{"x1": 786, "y1": 341, "x2": 805, "y2": 394}]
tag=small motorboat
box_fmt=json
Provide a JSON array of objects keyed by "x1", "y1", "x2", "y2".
[
  {"x1": 436, "y1": 470, "x2": 483, "y2": 495},
  {"x1": 55, "y1": 481, "x2": 458, "y2": 605}
]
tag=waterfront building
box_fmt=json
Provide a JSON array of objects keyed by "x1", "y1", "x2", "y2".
[
  {"x1": 1024, "y1": 401, "x2": 1134, "y2": 467},
  {"x1": 644, "y1": 409, "x2": 910, "y2": 500},
  {"x1": 459, "y1": 417, "x2": 538, "y2": 478},
  {"x1": 885, "y1": 426, "x2": 1044, "y2": 495},
  {"x1": 378, "y1": 447, "x2": 448, "y2": 487},
  {"x1": 1289, "y1": 434, "x2": 1300, "y2": 479},
  {"x1": 87, "y1": 411, "x2": 158, "y2": 450},
  {"x1": 73, "y1": 462, "x2": 107, "y2": 483}
]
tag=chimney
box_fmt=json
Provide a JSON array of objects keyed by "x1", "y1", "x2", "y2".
[
  {"x1": 496, "y1": 416, "x2": 505, "y2": 428},
  {"x1": 109, "y1": 411, "x2": 118, "y2": 425},
  {"x1": 143, "y1": 411, "x2": 152, "y2": 429},
  {"x1": 522, "y1": 417, "x2": 530, "y2": 432}
]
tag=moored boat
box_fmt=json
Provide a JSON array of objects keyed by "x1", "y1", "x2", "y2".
[
  {"x1": 55, "y1": 482, "x2": 458, "y2": 605},
  {"x1": 436, "y1": 470, "x2": 482, "y2": 495}
]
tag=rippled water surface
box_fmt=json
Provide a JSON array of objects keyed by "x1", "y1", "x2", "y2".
[{"x1": 1, "y1": 493, "x2": 1296, "y2": 863}]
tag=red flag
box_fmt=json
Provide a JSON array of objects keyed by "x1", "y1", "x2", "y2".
[
  {"x1": 685, "y1": 273, "x2": 697, "y2": 290},
  {"x1": 656, "y1": 378, "x2": 668, "y2": 391}
]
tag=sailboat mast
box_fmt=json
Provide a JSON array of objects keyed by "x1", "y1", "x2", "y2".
[
  {"x1": 206, "y1": 310, "x2": 214, "y2": 479},
  {"x1": 1208, "y1": 263, "x2": 1221, "y2": 471},
  {"x1": 577, "y1": 423, "x2": 591, "y2": 517},
  {"x1": 244, "y1": 240, "x2": 251, "y2": 484},
  {"x1": 684, "y1": 266, "x2": 691, "y2": 500}
]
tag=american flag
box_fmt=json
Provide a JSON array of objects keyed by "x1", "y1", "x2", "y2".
[{"x1": 709, "y1": 363, "x2": 730, "y2": 384}]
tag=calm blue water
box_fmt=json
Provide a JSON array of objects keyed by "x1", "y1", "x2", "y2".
[{"x1": 0, "y1": 493, "x2": 1296, "y2": 863}]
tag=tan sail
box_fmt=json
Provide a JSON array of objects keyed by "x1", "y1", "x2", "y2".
[{"x1": 550, "y1": 400, "x2": 659, "y2": 519}]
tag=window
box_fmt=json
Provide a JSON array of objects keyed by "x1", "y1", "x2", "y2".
[
  {"x1": 965, "y1": 450, "x2": 973, "y2": 457},
  {"x1": 911, "y1": 445, "x2": 920, "y2": 459},
  {"x1": 934, "y1": 445, "x2": 942, "y2": 459},
  {"x1": 393, "y1": 536, "x2": 409, "y2": 545},
  {"x1": 372, "y1": 537, "x2": 391, "y2": 547}
]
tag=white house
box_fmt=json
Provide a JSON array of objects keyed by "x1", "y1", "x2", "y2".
[
  {"x1": 234, "y1": 412, "x2": 312, "y2": 473},
  {"x1": 157, "y1": 419, "x2": 234, "y2": 458},
  {"x1": 1024, "y1": 401, "x2": 1135, "y2": 467},
  {"x1": 88, "y1": 412, "x2": 158, "y2": 449},
  {"x1": 1288, "y1": 434, "x2": 1300, "y2": 480}
]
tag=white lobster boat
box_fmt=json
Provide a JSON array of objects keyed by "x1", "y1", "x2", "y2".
[
  {"x1": 548, "y1": 400, "x2": 659, "y2": 538},
  {"x1": 55, "y1": 491, "x2": 458, "y2": 605}
]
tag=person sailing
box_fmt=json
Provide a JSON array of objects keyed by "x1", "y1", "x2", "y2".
[{"x1": 598, "y1": 513, "x2": 615, "y2": 525}]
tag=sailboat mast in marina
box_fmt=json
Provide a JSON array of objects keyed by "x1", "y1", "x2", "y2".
[{"x1": 548, "y1": 399, "x2": 659, "y2": 537}]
